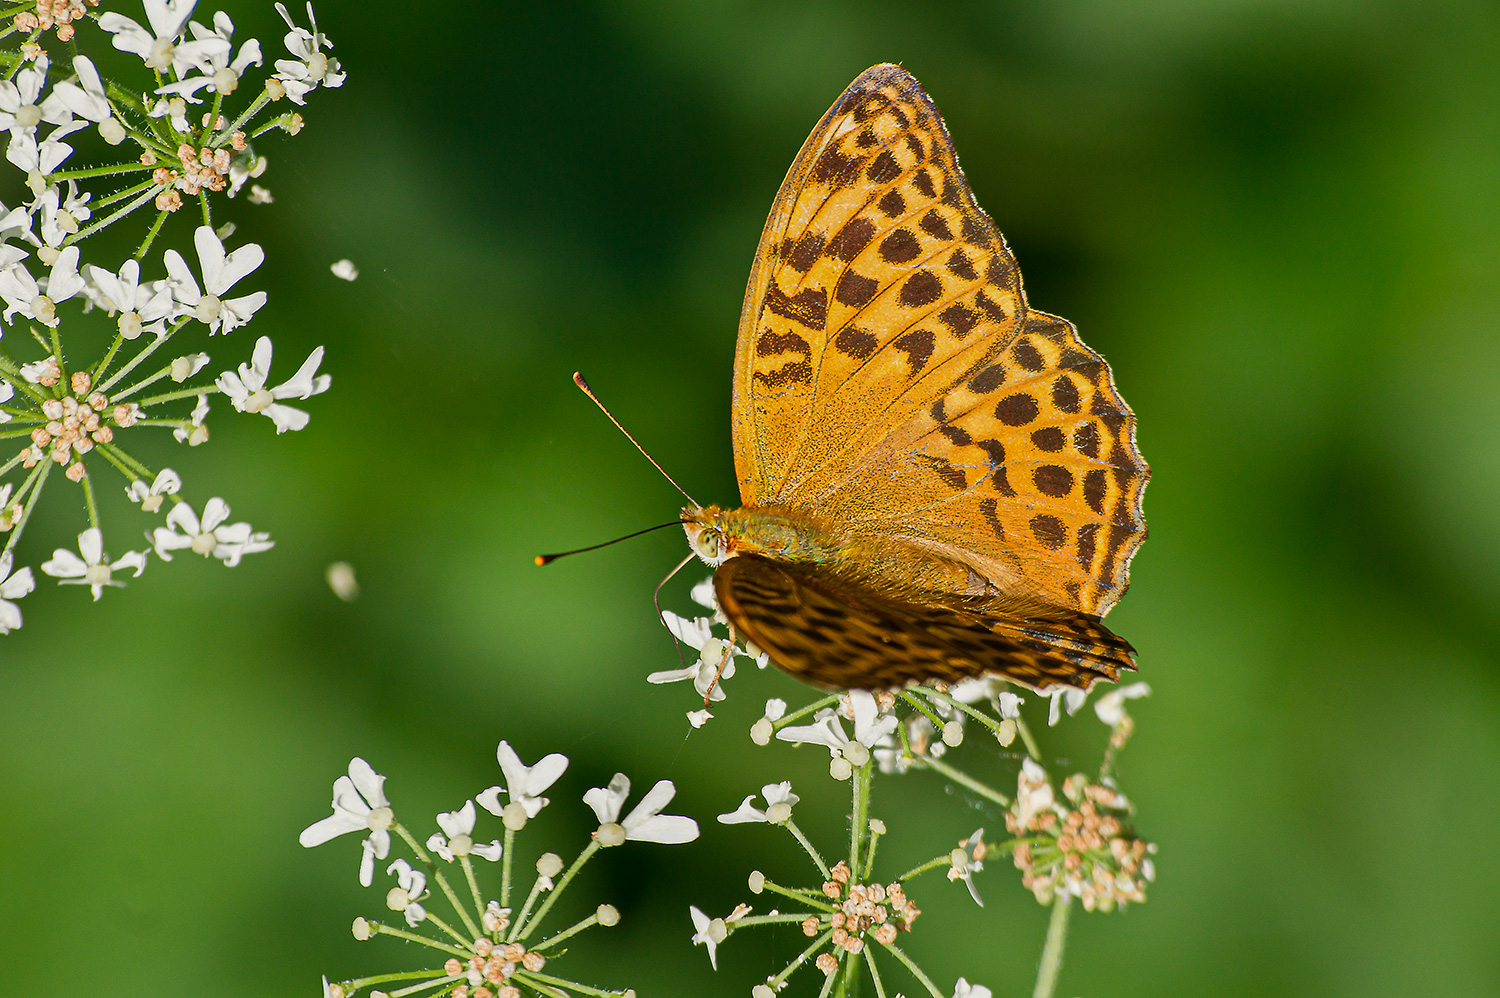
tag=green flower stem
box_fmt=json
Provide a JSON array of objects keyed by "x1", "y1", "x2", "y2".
[
  {"x1": 509, "y1": 972, "x2": 569, "y2": 998},
  {"x1": 3, "y1": 28, "x2": 38, "y2": 81},
  {"x1": 500, "y1": 826, "x2": 515, "y2": 910},
  {"x1": 877, "y1": 939, "x2": 944, "y2": 998},
  {"x1": 1032, "y1": 891, "x2": 1073, "y2": 998},
  {"x1": 836, "y1": 946, "x2": 860, "y2": 998},
  {"x1": 817, "y1": 964, "x2": 840, "y2": 998},
  {"x1": 759, "y1": 876, "x2": 835, "y2": 912},
  {"x1": 368, "y1": 921, "x2": 469, "y2": 958},
  {"x1": 388, "y1": 974, "x2": 465, "y2": 998},
  {"x1": 785, "y1": 818, "x2": 831, "y2": 879},
  {"x1": 345, "y1": 970, "x2": 460, "y2": 994},
  {"x1": 416, "y1": 910, "x2": 471, "y2": 950},
  {"x1": 1, "y1": 460, "x2": 49, "y2": 556},
  {"x1": 94, "y1": 178, "x2": 159, "y2": 210},
  {"x1": 531, "y1": 911, "x2": 598, "y2": 951},
  {"x1": 917, "y1": 687, "x2": 1017, "y2": 743},
  {"x1": 849, "y1": 760, "x2": 873, "y2": 879},
  {"x1": 104, "y1": 366, "x2": 173, "y2": 404},
  {"x1": 129, "y1": 384, "x2": 219, "y2": 408},
  {"x1": 516, "y1": 839, "x2": 600, "y2": 943},
  {"x1": 98, "y1": 318, "x2": 188, "y2": 395},
  {"x1": 46, "y1": 324, "x2": 67, "y2": 383},
  {"x1": 134, "y1": 208, "x2": 170, "y2": 260},
  {"x1": 459, "y1": 856, "x2": 484, "y2": 920},
  {"x1": 508, "y1": 872, "x2": 549, "y2": 944},
  {"x1": 0, "y1": 426, "x2": 43, "y2": 438},
  {"x1": 51, "y1": 163, "x2": 155, "y2": 181},
  {"x1": 395, "y1": 824, "x2": 482, "y2": 942},
  {"x1": 770, "y1": 927, "x2": 834, "y2": 989},
  {"x1": 80, "y1": 470, "x2": 99, "y2": 530},
  {"x1": 862, "y1": 945, "x2": 889, "y2": 998},
  {"x1": 130, "y1": 418, "x2": 191, "y2": 429},
  {"x1": 92, "y1": 440, "x2": 143, "y2": 484},
  {"x1": 915, "y1": 753, "x2": 1011, "y2": 807},
  {"x1": 89, "y1": 332, "x2": 126, "y2": 385},
  {"x1": 771, "y1": 693, "x2": 841, "y2": 732},
  {"x1": 198, "y1": 189, "x2": 210, "y2": 228},
  {"x1": 897, "y1": 690, "x2": 945, "y2": 729},
  {"x1": 1015, "y1": 713, "x2": 1044, "y2": 763},
  {"x1": 63, "y1": 184, "x2": 161, "y2": 247},
  {"x1": 96, "y1": 441, "x2": 154, "y2": 480},
  {"x1": 250, "y1": 114, "x2": 299, "y2": 139},
  {"x1": 732, "y1": 911, "x2": 820, "y2": 929},
  {"x1": 861, "y1": 820, "x2": 884, "y2": 882},
  {"x1": 0, "y1": 449, "x2": 27, "y2": 477},
  {"x1": 896, "y1": 852, "x2": 952, "y2": 883},
  {"x1": 213, "y1": 88, "x2": 271, "y2": 147},
  {"x1": 513, "y1": 969, "x2": 619, "y2": 998}
]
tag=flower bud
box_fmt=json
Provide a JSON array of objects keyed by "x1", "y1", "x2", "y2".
[
  {"x1": 536, "y1": 852, "x2": 563, "y2": 878},
  {"x1": 748, "y1": 870, "x2": 765, "y2": 894},
  {"x1": 351, "y1": 917, "x2": 371, "y2": 940},
  {"x1": 596, "y1": 903, "x2": 620, "y2": 927},
  {"x1": 100, "y1": 118, "x2": 126, "y2": 145},
  {"x1": 501, "y1": 801, "x2": 528, "y2": 831},
  {"x1": 749, "y1": 718, "x2": 773, "y2": 746},
  {"x1": 595, "y1": 822, "x2": 626, "y2": 847},
  {"x1": 941, "y1": 720, "x2": 964, "y2": 746}
]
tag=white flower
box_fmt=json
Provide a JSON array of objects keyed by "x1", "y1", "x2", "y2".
[
  {"x1": 164, "y1": 225, "x2": 265, "y2": 333},
  {"x1": 100, "y1": 0, "x2": 229, "y2": 77},
  {"x1": 157, "y1": 12, "x2": 262, "y2": 101},
  {"x1": 0, "y1": 551, "x2": 36, "y2": 634},
  {"x1": 5, "y1": 120, "x2": 86, "y2": 175},
  {"x1": 1047, "y1": 686, "x2": 1089, "y2": 726},
  {"x1": 329, "y1": 258, "x2": 357, "y2": 281},
  {"x1": 951, "y1": 678, "x2": 1023, "y2": 719},
  {"x1": 298, "y1": 757, "x2": 394, "y2": 887},
  {"x1": 0, "y1": 58, "x2": 72, "y2": 139},
  {"x1": 19, "y1": 355, "x2": 59, "y2": 385},
  {"x1": 953, "y1": 979, "x2": 992, "y2": 998},
  {"x1": 51, "y1": 57, "x2": 115, "y2": 131},
  {"x1": 0, "y1": 245, "x2": 86, "y2": 326},
  {"x1": 584, "y1": 773, "x2": 699, "y2": 845},
  {"x1": 777, "y1": 690, "x2": 898, "y2": 777},
  {"x1": 147, "y1": 95, "x2": 190, "y2": 134},
  {"x1": 246, "y1": 183, "x2": 273, "y2": 204},
  {"x1": 426, "y1": 800, "x2": 503, "y2": 863},
  {"x1": 273, "y1": 2, "x2": 345, "y2": 105},
  {"x1": 34, "y1": 182, "x2": 93, "y2": 250},
  {"x1": 152, "y1": 497, "x2": 272, "y2": 566},
  {"x1": 1013, "y1": 759, "x2": 1057, "y2": 831},
  {"x1": 947, "y1": 828, "x2": 986, "y2": 907},
  {"x1": 476, "y1": 740, "x2": 568, "y2": 820},
  {"x1": 41, "y1": 528, "x2": 148, "y2": 600},
  {"x1": 688, "y1": 906, "x2": 727, "y2": 970},
  {"x1": 690, "y1": 575, "x2": 717, "y2": 610},
  {"x1": 647, "y1": 610, "x2": 736, "y2": 701},
  {"x1": 718, "y1": 781, "x2": 798, "y2": 825},
  {"x1": 0, "y1": 378, "x2": 12, "y2": 422},
  {"x1": 216, "y1": 336, "x2": 329, "y2": 433},
  {"x1": 385, "y1": 859, "x2": 428, "y2": 927},
  {"x1": 86, "y1": 259, "x2": 173, "y2": 339},
  {"x1": 125, "y1": 468, "x2": 182, "y2": 512},
  {"x1": 1094, "y1": 682, "x2": 1151, "y2": 726},
  {"x1": 0, "y1": 203, "x2": 34, "y2": 246},
  {"x1": 173, "y1": 393, "x2": 210, "y2": 444}
]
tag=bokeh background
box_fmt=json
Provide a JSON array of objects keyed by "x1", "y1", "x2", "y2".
[{"x1": 3, "y1": 0, "x2": 1499, "y2": 994}]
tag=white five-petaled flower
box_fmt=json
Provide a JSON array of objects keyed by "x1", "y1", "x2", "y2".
[
  {"x1": 151, "y1": 497, "x2": 272, "y2": 565},
  {"x1": 298, "y1": 757, "x2": 394, "y2": 887},
  {"x1": 34, "y1": 182, "x2": 93, "y2": 250},
  {"x1": 157, "y1": 12, "x2": 262, "y2": 101},
  {"x1": 0, "y1": 550, "x2": 36, "y2": 634},
  {"x1": 1094, "y1": 682, "x2": 1151, "y2": 726},
  {"x1": 953, "y1": 979, "x2": 993, "y2": 998},
  {"x1": 41, "y1": 528, "x2": 148, "y2": 600},
  {"x1": 164, "y1": 225, "x2": 266, "y2": 333},
  {"x1": 647, "y1": 611, "x2": 736, "y2": 701},
  {"x1": 777, "y1": 690, "x2": 898, "y2": 774},
  {"x1": 126, "y1": 468, "x2": 182, "y2": 512},
  {"x1": 216, "y1": 336, "x2": 329, "y2": 433},
  {"x1": 0, "y1": 57, "x2": 72, "y2": 138},
  {"x1": 273, "y1": 2, "x2": 344, "y2": 105},
  {"x1": 476, "y1": 740, "x2": 568, "y2": 820},
  {"x1": 5, "y1": 120, "x2": 86, "y2": 175},
  {"x1": 86, "y1": 259, "x2": 173, "y2": 339},
  {"x1": 100, "y1": 0, "x2": 229, "y2": 77},
  {"x1": 1046, "y1": 686, "x2": 1089, "y2": 726},
  {"x1": 948, "y1": 827, "x2": 987, "y2": 907},
  {"x1": 426, "y1": 800, "x2": 503, "y2": 863},
  {"x1": 173, "y1": 393, "x2": 210, "y2": 444},
  {"x1": 385, "y1": 859, "x2": 428, "y2": 927},
  {"x1": 0, "y1": 245, "x2": 86, "y2": 326},
  {"x1": 718, "y1": 781, "x2": 798, "y2": 825},
  {"x1": 688, "y1": 906, "x2": 728, "y2": 970},
  {"x1": 584, "y1": 773, "x2": 699, "y2": 846}
]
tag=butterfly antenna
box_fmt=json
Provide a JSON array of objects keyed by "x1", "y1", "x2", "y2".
[
  {"x1": 573, "y1": 372, "x2": 700, "y2": 506},
  {"x1": 534, "y1": 521, "x2": 685, "y2": 566},
  {"x1": 655, "y1": 551, "x2": 697, "y2": 669}
]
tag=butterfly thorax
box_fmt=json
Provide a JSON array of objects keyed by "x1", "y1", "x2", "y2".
[{"x1": 683, "y1": 503, "x2": 978, "y2": 600}]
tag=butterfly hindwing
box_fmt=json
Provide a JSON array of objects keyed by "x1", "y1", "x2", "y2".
[
  {"x1": 733, "y1": 64, "x2": 1025, "y2": 507},
  {"x1": 715, "y1": 553, "x2": 1134, "y2": 692}
]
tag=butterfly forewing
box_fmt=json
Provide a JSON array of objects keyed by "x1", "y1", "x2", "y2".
[
  {"x1": 733, "y1": 65, "x2": 1025, "y2": 506},
  {"x1": 715, "y1": 554, "x2": 1134, "y2": 692}
]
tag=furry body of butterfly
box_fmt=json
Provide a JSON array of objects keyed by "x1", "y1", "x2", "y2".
[{"x1": 681, "y1": 64, "x2": 1149, "y2": 693}]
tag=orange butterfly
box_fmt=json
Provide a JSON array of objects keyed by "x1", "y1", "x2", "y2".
[{"x1": 675, "y1": 64, "x2": 1148, "y2": 693}]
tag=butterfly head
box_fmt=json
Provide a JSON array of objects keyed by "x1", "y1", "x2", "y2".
[{"x1": 682, "y1": 504, "x2": 732, "y2": 567}]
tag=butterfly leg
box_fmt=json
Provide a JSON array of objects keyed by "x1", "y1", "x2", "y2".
[{"x1": 701, "y1": 621, "x2": 738, "y2": 706}]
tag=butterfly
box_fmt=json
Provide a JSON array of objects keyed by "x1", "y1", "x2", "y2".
[{"x1": 679, "y1": 64, "x2": 1149, "y2": 693}]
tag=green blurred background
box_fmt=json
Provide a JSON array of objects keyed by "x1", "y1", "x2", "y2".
[{"x1": 3, "y1": 0, "x2": 1499, "y2": 994}]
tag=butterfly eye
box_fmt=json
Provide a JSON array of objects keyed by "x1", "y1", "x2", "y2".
[{"x1": 688, "y1": 526, "x2": 723, "y2": 563}]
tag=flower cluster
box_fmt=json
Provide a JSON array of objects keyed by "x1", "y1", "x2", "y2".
[
  {"x1": 0, "y1": 0, "x2": 345, "y2": 632},
  {"x1": 1007, "y1": 759, "x2": 1156, "y2": 912},
  {"x1": 807, "y1": 861, "x2": 921, "y2": 962},
  {"x1": 303, "y1": 742, "x2": 695, "y2": 998}
]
